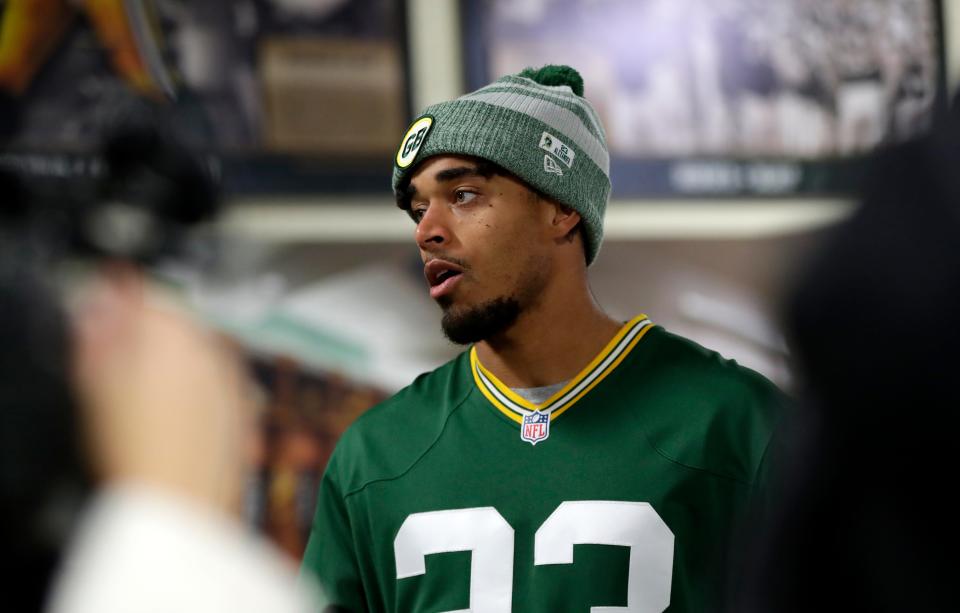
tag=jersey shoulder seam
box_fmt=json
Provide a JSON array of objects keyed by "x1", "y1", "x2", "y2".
[
  {"x1": 642, "y1": 430, "x2": 754, "y2": 487},
  {"x1": 341, "y1": 383, "x2": 474, "y2": 500}
]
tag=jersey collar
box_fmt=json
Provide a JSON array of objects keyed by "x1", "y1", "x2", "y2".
[{"x1": 470, "y1": 315, "x2": 654, "y2": 424}]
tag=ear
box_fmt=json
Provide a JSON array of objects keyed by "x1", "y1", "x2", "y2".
[{"x1": 549, "y1": 203, "x2": 581, "y2": 240}]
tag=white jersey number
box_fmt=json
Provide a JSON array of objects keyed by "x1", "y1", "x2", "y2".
[
  {"x1": 394, "y1": 507, "x2": 514, "y2": 613},
  {"x1": 394, "y1": 501, "x2": 674, "y2": 613}
]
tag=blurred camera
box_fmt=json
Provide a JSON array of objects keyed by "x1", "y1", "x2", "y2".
[{"x1": 0, "y1": 121, "x2": 220, "y2": 606}]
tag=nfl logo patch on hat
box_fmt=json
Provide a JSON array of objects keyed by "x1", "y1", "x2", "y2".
[{"x1": 521, "y1": 410, "x2": 550, "y2": 445}]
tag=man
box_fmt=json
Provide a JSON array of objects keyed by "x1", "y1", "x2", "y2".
[{"x1": 302, "y1": 65, "x2": 782, "y2": 612}]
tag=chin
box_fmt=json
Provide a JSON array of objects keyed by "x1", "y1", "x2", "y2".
[{"x1": 440, "y1": 296, "x2": 521, "y2": 345}]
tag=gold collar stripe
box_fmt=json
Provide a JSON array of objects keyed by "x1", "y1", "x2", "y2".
[{"x1": 470, "y1": 315, "x2": 653, "y2": 425}]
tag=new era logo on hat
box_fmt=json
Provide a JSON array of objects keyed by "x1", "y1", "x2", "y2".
[{"x1": 543, "y1": 154, "x2": 564, "y2": 176}]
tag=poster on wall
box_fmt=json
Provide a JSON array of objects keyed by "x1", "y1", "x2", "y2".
[
  {"x1": 246, "y1": 355, "x2": 386, "y2": 559},
  {"x1": 0, "y1": 0, "x2": 409, "y2": 195},
  {"x1": 462, "y1": 0, "x2": 946, "y2": 197}
]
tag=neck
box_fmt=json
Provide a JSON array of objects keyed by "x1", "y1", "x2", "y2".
[{"x1": 474, "y1": 280, "x2": 621, "y2": 389}]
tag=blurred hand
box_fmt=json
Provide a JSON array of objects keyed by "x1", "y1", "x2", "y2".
[{"x1": 71, "y1": 264, "x2": 252, "y2": 515}]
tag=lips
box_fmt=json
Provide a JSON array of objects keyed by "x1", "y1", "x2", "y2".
[{"x1": 424, "y1": 259, "x2": 464, "y2": 299}]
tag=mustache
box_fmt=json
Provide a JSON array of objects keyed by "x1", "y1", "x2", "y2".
[{"x1": 425, "y1": 253, "x2": 469, "y2": 270}]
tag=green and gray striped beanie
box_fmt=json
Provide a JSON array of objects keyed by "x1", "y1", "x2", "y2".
[{"x1": 391, "y1": 65, "x2": 610, "y2": 265}]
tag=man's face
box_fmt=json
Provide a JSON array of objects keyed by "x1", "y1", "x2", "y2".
[{"x1": 406, "y1": 155, "x2": 553, "y2": 344}]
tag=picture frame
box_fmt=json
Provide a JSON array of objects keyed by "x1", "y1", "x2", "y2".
[
  {"x1": 0, "y1": 0, "x2": 412, "y2": 195},
  {"x1": 460, "y1": 0, "x2": 948, "y2": 198}
]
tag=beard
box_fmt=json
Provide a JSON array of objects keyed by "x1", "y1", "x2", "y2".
[
  {"x1": 440, "y1": 296, "x2": 521, "y2": 345},
  {"x1": 436, "y1": 251, "x2": 550, "y2": 345}
]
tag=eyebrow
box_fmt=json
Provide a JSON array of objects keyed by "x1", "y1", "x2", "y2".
[{"x1": 433, "y1": 166, "x2": 483, "y2": 183}]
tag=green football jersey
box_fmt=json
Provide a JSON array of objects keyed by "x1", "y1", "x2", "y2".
[{"x1": 302, "y1": 315, "x2": 783, "y2": 612}]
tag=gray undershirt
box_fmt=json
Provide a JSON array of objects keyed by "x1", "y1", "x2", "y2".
[{"x1": 511, "y1": 381, "x2": 569, "y2": 405}]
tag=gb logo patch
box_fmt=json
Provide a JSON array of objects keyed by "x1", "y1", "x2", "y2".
[{"x1": 396, "y1": 116, "x2": 434, "y2": 168}]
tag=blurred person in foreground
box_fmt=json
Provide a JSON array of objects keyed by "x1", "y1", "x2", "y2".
[
  {"x1": 41, "y1": 266, "x2": 322, "y2": 613},
  {"x1": 730, "y1": 96, "x2": 960, "y2": 611},
  {"x1": 302, "y1": 65, "x2": 785, "y2": 612},
  {"x1": 0, "y1": 262, "x2": 326, "y2": 612},
  {"x1": 0, "y1": 135, "x2": 324, "y2": 609}
]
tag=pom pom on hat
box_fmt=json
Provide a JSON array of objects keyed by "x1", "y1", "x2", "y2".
[{"x1": 518, "y1": 65, "x2": 584, "y2": 97}]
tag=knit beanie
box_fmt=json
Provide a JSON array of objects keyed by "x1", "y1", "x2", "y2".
[{"x1": 391, "y1": 65, "x2": 611, "y2": 265}]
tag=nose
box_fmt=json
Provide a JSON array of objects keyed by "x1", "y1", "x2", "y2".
[{"x1": 415, "y1": 201, "x2": 451, "y2": 251}]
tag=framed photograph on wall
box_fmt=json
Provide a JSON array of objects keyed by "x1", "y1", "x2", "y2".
[
  {"x1": 0, "y1": 0, "x2": 411, "y2": 195},
  {"x1": 462, "y1": 0, "x2": 947, "y2": 197}
]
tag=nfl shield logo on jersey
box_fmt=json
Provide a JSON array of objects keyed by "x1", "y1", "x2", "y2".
[{"x1": 521, "y1": 411, "x2": 550, "y2": 445}]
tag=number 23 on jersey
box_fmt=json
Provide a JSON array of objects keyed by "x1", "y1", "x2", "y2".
[{"x1": 394, "y1": 501, "x2": 674, "y2": 613}]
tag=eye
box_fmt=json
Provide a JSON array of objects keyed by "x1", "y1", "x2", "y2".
[
  {"x1": 454, "y1": 190, "x2": 477, "y2": 204},
  {"x1": 410, "y1": 204, "x2": 427, "y2": 223}
]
